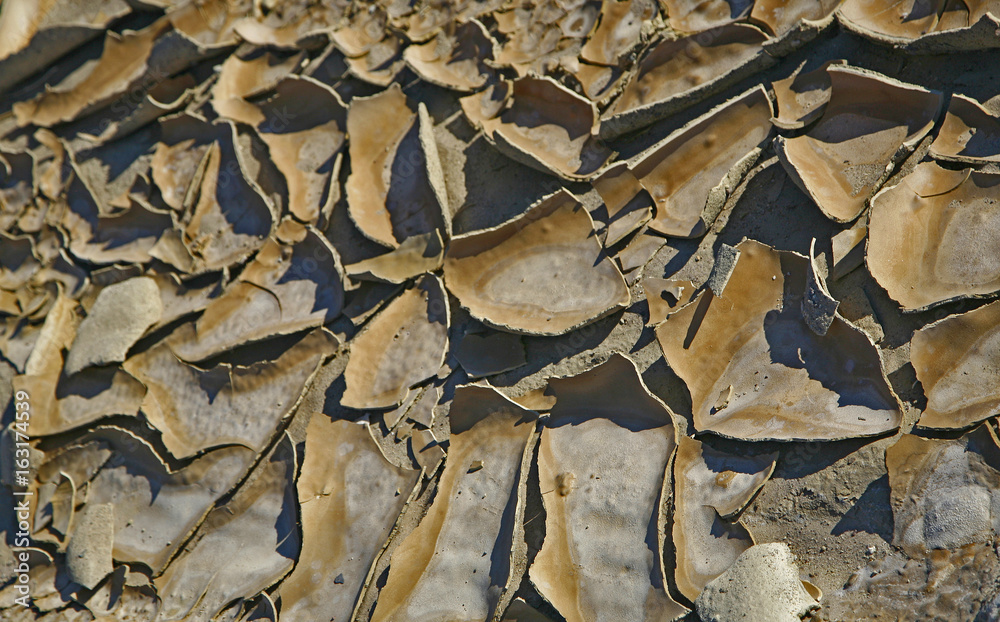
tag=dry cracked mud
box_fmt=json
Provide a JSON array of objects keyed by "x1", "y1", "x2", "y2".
[{"x1": 2, "y1": 1, "x2": 1000, "y2": 621}]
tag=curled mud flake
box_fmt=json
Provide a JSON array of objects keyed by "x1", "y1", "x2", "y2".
[
  {"x1": 593, "y1": 161, "x2": 654, "y2": 246},
  {"x1": 61, "y1": 170, "x2": 172, "y2": 266},
  {"x1": 65, "y1": 502, "x2": 114, "y2": 591},
  {"x1": 125, "y1": 329, "x2": 336, "y2": 459},
  {"x1": 64, "y1": 277, "x2": 162, "y2": 375},
  {"x1": 929, "y1": 93, "x2": 1000, "y2": 163},
  {"x1": 602, "y1": 24, "x2": 774, "y2": 138},
  {"x1": 644, "y1": 277, "x2": 697, "y2": 325},
  {"x1": 656, "y1": 239, "x2": 901, "y2": 441},
  {"x1": 911, "y1": 300, "x2": 1000, "y2": 429},
  {"x1": 13, "y1": 18, "x2": 170, "y2": 128},
  {"x1": 370, "y1": 385, "x2": 538, "y2": 622},
  {"x1": 73, "y1": 427, "x2": 255, "y2": 573},
  {"x1": 13, "y1": 295, "x2": 146, "y2": 435},
  {"x1": 154, "y1": 435, "x2": 298, "y2": 622},
  {"x1": 831, "y1": 217, "x2": 867, "y2": 280},
  {"x1": 673, "y1": 436, "x2": 777, "y2": 600},
  {"x1": 276, "y1": 416, "x2": 419, "y2": 622},
  {"x1": 478, "y1": 76, "x2": 611, "y2": 180},
  {"x1": 580, "y1": 0, "x2": 656, "y2": 66},
  {"x1": 886, "y1": 426, "x2": 1000, "y2": 556},
  {"x1": 250, "y1": 77, "x2": 347, "y2": 225},
  {"x1": 404, "y1": 19, "x2": 496, "y2": 92},
  {"x1": 695, "y1": 543, "x2": 820, "y2": 622},
  {"x1": 801, "y1": 238, "x2": 839, "y2": 337},
  {"x1": 210, "y1": 49, "x2": 307, "y2": 123},
  {"x1": 443, "y1": 189, "x2": 629, "y2": 336},
  {"x1": 630, "y1": 86, "x2": 773, "y2": 238},
  {"x1": 167, "y1": 225, "x2": 344, "y2": 362},
  {"x1": 751, "y1": 0, "x2": 841, "y2": 37},
  {"x1": 776, "y1": 66, "x2": 942, "y2": 223},
  {"x1": 838, "y1": 0, "x2": 1000, "y2": 50},
  {"x1": 345, "y1": 230, "x2": 444, "y2": 284},
  {"x1": 662, "y1": 0, "x2": 753, "y2": 33},
  {"x1": 454, "y1": 329, "x2": 527, "y2": 378},
  {"x1": 346, "y1": 85, "x2": 449, "y2": 247},
  {"x1": 770, "y1": 59, "x2": 846, "y2": 130},
  {"x1": 233, "y1": 2, "x2": 345, "y2": 49},
  {"x1": 342, "y1": 275, "x2": 449, "y2": 410},
  {"x1": 0, "y1": 0, "x2": 131, "y2": 92},
  {"x1": 529, "y1": 354, "x2": 689, "y2": 622},
  {"x1": 867, "y1": 161, "x2": 1000, "y2": 310}
]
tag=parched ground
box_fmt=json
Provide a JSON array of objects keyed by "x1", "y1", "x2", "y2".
[{"x1": 2, "y1": 1, "x2": 1000, "y2": 621}]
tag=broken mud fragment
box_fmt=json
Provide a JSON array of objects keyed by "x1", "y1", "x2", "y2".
[
  {"x1": 673, "y1": 436, "x2": 777, "y2": 600},
  {"x1": 602, "y1": 24, "x2": 774, "y2": 138},
  {"x1": 529, "y1": 354, "x2": 689, "y2": 622},
  {"x1": 342, "y1": 275, "x2": 449, "y2": 409},
  {"x1": 444, "y1": 190, "x2": 629, "y2": 336},
  {"x1": 776, "y1": 66, "x2": 942, "y2": 223},
  {"x1": 867, "y1": 161, "x2": 1000, "y2": 310},
  {"x1": 276, "y1": 416, "x2": 420, "y2": 622},
  {"x1": 911, "y1": 300, "x2": 1000, "y2": 429},
  {"x1": 656, "y1": 239, "x2": 901, "y2": 441},
  {"x1": 370, "y1": 385, "x2": 537, "y2": 622}
]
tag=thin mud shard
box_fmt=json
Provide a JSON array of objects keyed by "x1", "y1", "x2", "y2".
[
  {"x1": 627, "y1": 86, "x2": 774, "y2": 238},
  {"x1": 345, "y1": 84, "x2": 450, "y2": 248},
  {"x1": 64, "y1": 276, "x2": 162, "y2": 375},
  {"x1": 0, "y1": 0, "x2": 131, "y2": 92},
  {"x1": 276, "y1": 416, "x2": 420, "y2": 622},
  {"x1": 342, "y1": 274, "x2": 449, "y2": 409},
  {"x1": 463, "y1": 76, "x2": 611, "y2": 180},
  {"x1": 65, "y1": 427, "x2": 254, "y2": 574},
  {"x1": 124, "y1": 329, "x2": 337, "y2": 459},
  {"x1": 443, "y1": 189, "x2": 629, "y2": 336},
  {"x1": 929, "y1": 93, "x2": 1000, "y2": 163},
  {"x1": 673, "y1": 436, "x2": 777, "y2": 601},
  {"x1": 601, "y1": 23, "x2": 774, "y2": 138},
  {"x1": 656, "y1": 239, "x2": 901, "y2": 441},
  {"x1": 167, "y1": 220, "x2": 345, "y2": 362},
  {"x1": 579, "y1": 0, "x2": 656, "y2": 67},
  {"x1": 911, "y1": 300, "x2": 1000, "y2": 430},
  {"x1": 404, "y1": 19, "x2": 497, "y2": 92},
  {"x1": 886, "y1": 425, "x2": 1000, "y2": 556},
  {"x1": 13, "y1": 295, "x2": 147, "y2": 436},
  {"x1": 370, "y1": 385, "x2": 537, "y2": 622},
  {"x1": 149, "y1": 114, "x2": 277, "y2": 273},
  {"x1": 776, "y1": 66, "x2": 942, "y2": 223},
  {"x1": 770, "y1": 60, "x2": 845, "y2": 131},
  {"x1": 867, "y1": 162, "x2": 1000, "y2": 310},
  {"x1": 838, "y1": 0, "x2": 1000, "y2": 52},
  {"x1": 662, "y1": 0, "x2": 752, "y2": 33},
  {"x1": 529, "y1": 354, "x2": 689, "y2": 622},
  {"x1": 154, "y1": 434, "x2": 298, "y2": 622},
  {"x1": 215, "y1": 74, "x2": 347, "y2": 226}
]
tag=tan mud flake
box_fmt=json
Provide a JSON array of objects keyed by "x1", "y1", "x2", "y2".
[
  {"x1": 775, "y1": 66, "x2": 942, "y2": 222},
  {"x1": 656, "y1": 239, "x2": 901, "y2": 441},
  {"x1": 342, "y1": 275, "x2": 449, "y2": 410},
  {"x1": 443, "y1": 189, "x2": 629, "y2": 336},
  {"x1": 275, "y1": 416, "x2": 419, "y2": 622},
  {"x1": 370, "y1": 384, "x2": 537, "y2": 622},
  {"x1": 867, "y1": 161, "x2": 1000, "y2": 310},
  {"x1": 529, "y1": 354, "x2": 689, "y2": 622}
]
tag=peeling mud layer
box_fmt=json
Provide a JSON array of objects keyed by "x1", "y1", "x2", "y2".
[{"x1": 3, "y1": 1, "x2": 1000, "y2": 621}]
